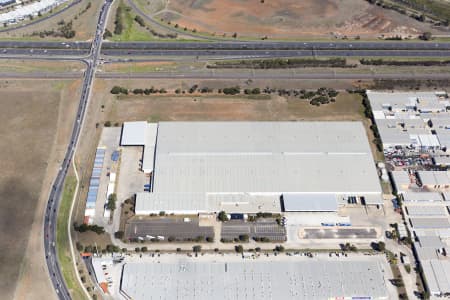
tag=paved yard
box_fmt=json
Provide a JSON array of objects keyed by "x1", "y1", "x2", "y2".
[
  {"x1": 221, "y1": 219, "x2": 286, "y2": 242},
  {"x1": 303, "y1": 228, "x2": 378, "y2": 239},
  {"x1": 125, "y1": 217, "x2": 214, "y2": 242}
]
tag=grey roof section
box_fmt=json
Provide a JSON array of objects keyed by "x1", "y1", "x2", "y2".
[
  {"x1": 418, "y1": 235, "x2": 445, "y2": 248},
  {"x1": 375, "y1": 120, "x2": 412, "y2": 146},
  {"x1": 422, "y1": 260, "x2": 450, "y2": 295},
  {"x1": 153, "y1": 122, "x2": 381, "y2": 197},
  {"x1": 121, "y1": 121, "x2": 147, "y2": 145},
  {"x1": 417, "y1": 171, "x2": 450, "y2": 186},
  {"x1": 142, "y1": 123, "x2": 157, "y2": 172},
  {"x1": 135, "y1": 192, "x2": 281, "y2": 214},
  {"x1": 282, "y1": 193, "x2": 338, "y2": 212},
  {"x1": 154, "y1": 152, "x2": 381, "y2": 195},
  {"x1": 156, "y1": 121, "x2": 373, "y2": 154},
  {"x1": 367, "y1": 91, "x2": 447, "y2": 114},
  {"x1": 405, "y1": 205, "x2": 447, "y2": 216},
  {"x1": 402, "y1": 192, "x2": 443, "y2": 202},
  {"x1": 121, "y1": 122, "x2": 157, "y2": 173},
  {"x1": 410, "y1": 217, "x2": 450, "y2": 229},
  {"x1": 435, "y1": 129, "x2": 450, "y2": 149},
  {"x1": 433, "y1": 156, "x2": 450, "y2": 166},
  {"x1": 414, "y1": 242, "x2": 439, "y2": 260},
  {"x1": 391, "y1": 171, "x2": 411, "y2": 193},
  {"x1": 121, "y1": 260, "x2": 388, "y2": 300}
]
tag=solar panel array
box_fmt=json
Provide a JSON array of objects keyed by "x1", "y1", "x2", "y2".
[{"x1": 84, "y1": 148, "x2": 105, "y2": 222}]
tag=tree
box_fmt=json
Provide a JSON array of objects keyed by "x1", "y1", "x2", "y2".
[
  {"x1": 235, "y1": 245, "x2": 244, "y2": 253},
  {"x1": 239, "y1": 234, "x2": 249, "y2": 242},
  {"x1": 193, "y1": 245, "x2": 201, "y2": 253},
  {"x1": 420, "y1": 32, "x2": 432, "y2": 41},
  {"x1": 274, "y1": 245, "x2": 285, "y2": 252},
  {"x1": 141, "y1": 247, "x2": 148, "y2": 252},
  {"x1": 76, "y1": 242, "x2": 83, "y2": 252},
  {"x1": 218, "y1": 211, "x2": 228, "y2": 222},
  {"x1": 107, "y1": 193, "x2": 117, "y2": 211},
  {"x1": 114, "y1": 231, "x2": 124, "y2": 239},
  {"x1": 135, "y1": 247, "x2": 140, "y2": 252}
]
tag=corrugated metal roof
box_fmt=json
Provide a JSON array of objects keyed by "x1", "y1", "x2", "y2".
[
  {"x1": 410, "y1": 217, "x2": 450, "y2": 229},
  {"x1": 282, "y1": 193, "x2": 338, "y2": 212},
  {"x1": 121, "y1": 121, "x2": 148, "y2": 145},
  {"x1": 121, "y1": 259, "x2": 388, "y2": 300},
  {"x1": 156, "y1": 121, "x2": 373, "y2": 154},
  {"x1": 402, "y1": 192, "x2": 442, "y2": 202},
  {"x1": 406, "y1": 205, "x2": 447, "y2": 216}
]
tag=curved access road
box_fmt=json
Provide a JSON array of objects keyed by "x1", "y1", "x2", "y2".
[{"x1": 43, "y1": 0, "x2": 112, "y2": 299}]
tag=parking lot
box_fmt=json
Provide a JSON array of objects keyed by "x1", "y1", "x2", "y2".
[
  {"x1": 221, "y1": 219, "x2": 286, "y2": 242},
  {"x1": 302, "y1": 228, "x2": 378, "y2": 239},
  {"x1": 125, "y1": 217, "x2": 214, "y2": 242}
]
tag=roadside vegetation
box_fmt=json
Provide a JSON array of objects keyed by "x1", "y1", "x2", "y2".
[
  {"x1": 28, "y1": 1, "x2": 92, "y2": 39},
  {"x1": 360, "y1": 58, "x2": 450, "y2": 66},
  {"x1": 110, "y1": 85, "x2": 339, "y2": 106},
  {"x1": 111, "y1": 1, "x2": 177, "y2": 41},
  {"x1": 207, "y1": 58, "x2": 355, "y2": 69},
  {"x1": 56, "y1": 176, "x2": 85, "y2": 300}
]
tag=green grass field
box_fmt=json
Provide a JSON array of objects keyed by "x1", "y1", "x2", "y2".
[{"x1": 56, "y1": 176, "x2": 85, "y2": 300}]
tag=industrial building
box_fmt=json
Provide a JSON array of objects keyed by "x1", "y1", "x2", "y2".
[
  {"x1": 120, "y1": 259, "x2": 389, "y2": 300},
  {"x1": 367, "y1": 90, "x2": 450, "y2": 152},
  {"x1": 120, "y1": 121, "x2": 383, "y2": 215}
]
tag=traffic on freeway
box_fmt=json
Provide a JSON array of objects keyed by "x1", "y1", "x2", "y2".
[
  {"x1": 43, "y1": 1, "x2": 112, "y2": 299},
  {"x1": 1, "y1": 47, "x2": 450, "y2": 59}
]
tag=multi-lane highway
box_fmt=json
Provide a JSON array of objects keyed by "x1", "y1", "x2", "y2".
[
  {"x1": 1, "y1": 41, "x2": 450, "y2": 59},
  {"x1": 43, "y1": 1, "x2": 112, "y2": 299}
]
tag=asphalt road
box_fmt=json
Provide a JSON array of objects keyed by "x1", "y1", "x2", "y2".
[
  {"x1": 101, "y1": 41, "x2": 450, "y2": 50},
  {"x1": 43, "y1": 1, "x2": 112, "y2": 299},
  {"x1": 1, "y1": 48, "x2": 450, "y2": 59},
  {"x1": 100, "y1": 49, "x2": 450, "y2": 58},
  {"x1": 2, "y1": 40, "x2": 450, "y2": 50},
  {"x1": 96, "y1": 71, "x2": 450, "y2": 80},
  {"x1": 1, "y1": 70, "x2": 450, "y2": 80}
]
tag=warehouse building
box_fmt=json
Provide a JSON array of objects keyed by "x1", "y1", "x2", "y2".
[
  {"x1": 367, "y1": 90, "x2": 450, "y2": 152},
  {"x1": 120, "y1": 121, "x2": 383, "y2": 215},
  {"x1": 120, "y1": 259, "x2": 389, "y2": 300}
]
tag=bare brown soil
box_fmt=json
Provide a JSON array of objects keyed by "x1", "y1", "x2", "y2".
[
  {"x1": 108, "y1": 92, "x2": 364, "y2": 122},
  {"x1": 151, "y1": 0, "x2": 439, "y2": 38},
  {"x1": 0, "y1": 79, "x2": 80, "y2": 300}
]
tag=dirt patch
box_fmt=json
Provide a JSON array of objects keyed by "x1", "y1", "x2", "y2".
[
  {"x1": 147, "y1": 0, "x2": 439, "y2": 39},
  {"x1": 0, "y1": 79, "x2": 80, "y2": 300}
]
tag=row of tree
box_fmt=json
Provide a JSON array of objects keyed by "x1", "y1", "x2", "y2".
[
  {"x1": 361, "y1": 58, "x2": 450, "y2": 66},
  {"x1": 208, "y1": 58, "x2": 353, "y2": 69}
]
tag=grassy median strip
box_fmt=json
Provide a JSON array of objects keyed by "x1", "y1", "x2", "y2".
[{"x1": 56, "y1": 175, "x2": 85, "y2": 300}]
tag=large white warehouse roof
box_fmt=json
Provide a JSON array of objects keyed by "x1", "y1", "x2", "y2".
[
  {"x1": 153, "y1": 122, "x2": 381, "y2": 196},
  {"x1": 121, "y1": 259, "x2": 388, "y2": 300}
]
